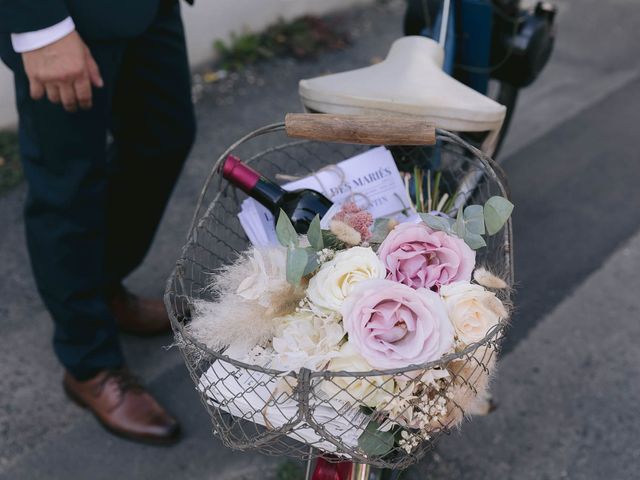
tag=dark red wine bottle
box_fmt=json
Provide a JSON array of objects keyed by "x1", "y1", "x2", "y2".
[{"x1": 222, "y1": 154, "x2": 332, "y2": 234}]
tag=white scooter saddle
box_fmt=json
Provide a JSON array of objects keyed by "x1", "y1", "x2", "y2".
[{"x1": 299, "y1": 36, "x2": 506, "y2": 154}]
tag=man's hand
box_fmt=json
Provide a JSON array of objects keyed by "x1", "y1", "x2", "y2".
[{"x1": 22, "y1": 31, "x2": 103, "y2": 112}]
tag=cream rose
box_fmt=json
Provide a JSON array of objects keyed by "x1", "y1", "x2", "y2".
[
  {"x1": 307, "y1": 246, "x2": 386, "y2": 311},
  {"x1": 236, "y1": 247, "x2": 288, "y2": 307},
  {"x1": 271, "y1": 311, "x2": 345, "y2": 371},
  {"x1": 440, "y1": 282, "x2": 508, "y2": 345},
  {"x1": 323, "y1": 343, "x2": 394, "y2": 408}
]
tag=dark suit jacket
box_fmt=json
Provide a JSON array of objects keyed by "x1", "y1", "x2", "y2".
[{"x1": 0, "y1": 0, "x2": 192, "y2": 38}]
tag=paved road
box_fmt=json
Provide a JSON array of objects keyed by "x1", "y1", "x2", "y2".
[{"x1": 1, "y1": 0, "x2": 639, "y2": 478}]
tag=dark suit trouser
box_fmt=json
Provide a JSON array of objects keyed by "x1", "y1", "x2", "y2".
[{"x1": 0, "y1": 0, "x2": 195, "y2": 380}]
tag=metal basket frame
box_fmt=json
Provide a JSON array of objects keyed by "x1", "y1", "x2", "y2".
[{"x1": 164, "y1": 123, "x2": 513, "y2": 470}]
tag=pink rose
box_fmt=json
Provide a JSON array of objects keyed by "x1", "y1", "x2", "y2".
[
  {"x1": 377, "y1": 222, "x2": 475, "y2": 290},
  {"x1": 342, "y1": 279, "x2": 454, "y2": 369}
]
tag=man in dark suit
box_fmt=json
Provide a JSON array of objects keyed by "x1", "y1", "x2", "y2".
[{"x1": 0, "y1": 0, "x2": 196, "y2": 444}]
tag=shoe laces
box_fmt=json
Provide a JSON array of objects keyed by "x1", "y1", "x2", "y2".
[{"x1": 102, "y1": 369, "x2": 144, "y2": 395}]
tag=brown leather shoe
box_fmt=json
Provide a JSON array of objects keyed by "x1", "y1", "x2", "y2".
[
  {"x1": 63, "y1": 369, "x2": 180, "y2": 445},
  {"x1": 110, "y1": 287, "x2": 171, "y2": 336}
]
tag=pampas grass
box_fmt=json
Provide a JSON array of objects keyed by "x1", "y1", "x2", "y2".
[
  {"x1": 473, "y1": 267, "x2": 509, "y2": 290},
  {"x1": 187, "y1": 246, "x2": 305, "y2": 353},
  {"x1": 444, "y1": 344, "x2": 498, "y2": 426}
]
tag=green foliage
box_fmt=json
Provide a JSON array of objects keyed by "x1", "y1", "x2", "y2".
[
  {"x1": 413, "y1": 165, "x2": 425, "y2": 212},
  {"x1": 420, "y1": 213, "x2": 455, "y2": 233},
  {"x1": 462, "y1": 205, "x2": 485, "y2": 235},
  {"x1": 370, "y1": 218, "x2": 394, "y2": 244},
  {"x1": 286, "y1": 247, "x2": 308, "y2": 285},
  {"x1": 285, "y1": 247, "x2": 319, "y2": 285},
  {"x1": 307, "y1": 215, "x2": 324, "y2": 251},
  {"x1": 262, "y1": 15, "x2": 349, "y2": 59},
  {"x1": 302, "y1": 247, "x2": 319, "y2": 276},
  {"x1": 0, "y1": 130, "x2": 22, "y2": 194},
  {"x1": 409, "y1": 167, "x2": 457, "y2": 215},
  {"x1": 321, "y1": 229, "x2": 345, "y2": 250},
  {"x1": 214, "y1": 32, "x2": 273, "y2": 71},
  {"x1": 358, "y1": 420, "x2": 395, "y2": 457},
  {"x1": 452, "y1": 205, "x2": 487, "y2": 250},
  {"x1": 277, "y1": 211, "x2": 315, "y2": 285},
  {"x1": 484, "y1": 196, "x2": 514, "y2": 235},
  {"x1": 276, "y1": 210, "x2": 299, "y2": 248},
  {"x1": 214, "y1": 15, "x2": 349, "y2": 70},
  {"x1": 420, "y1": 195, "x2": 513, "y2": 250}
]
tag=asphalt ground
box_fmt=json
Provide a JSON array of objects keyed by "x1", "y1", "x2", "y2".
[{"x1": 1, "y1": 0, "x2": 639, "y2": 478}]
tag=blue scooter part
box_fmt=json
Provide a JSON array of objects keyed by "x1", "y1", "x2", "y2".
[
  {"x1": 456, "y1": 0, "x2": 493, "y2": 94},
  {"x1": 420, "y1": 0, "x2": 456, "y2": 74}
]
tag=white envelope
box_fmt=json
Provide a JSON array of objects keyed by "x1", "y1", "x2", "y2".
[{"x1": 198, "y1": 359, "x2": 369, "y2": 454}]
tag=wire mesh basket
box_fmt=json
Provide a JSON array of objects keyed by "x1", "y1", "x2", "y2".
[{"x1": 164, "y1": 115, "x2": 513, "y2": 470}]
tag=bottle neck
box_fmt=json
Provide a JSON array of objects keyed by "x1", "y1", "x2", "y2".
[{"x1": 222, "y1": 155, "x2": 285, "y2": 209}]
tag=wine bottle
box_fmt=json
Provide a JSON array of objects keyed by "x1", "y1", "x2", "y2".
[{"x1": 221, "y1": 154, "x2": 332, "y2": 234}]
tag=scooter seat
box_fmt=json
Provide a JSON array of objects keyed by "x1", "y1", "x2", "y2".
[{"x1": 299, "y1": 36, "x2": 506, "y2": 136}]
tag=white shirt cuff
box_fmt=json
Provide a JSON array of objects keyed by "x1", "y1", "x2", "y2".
[{"x1": 11, "y1": 17, "x2": 76, "y2": 53}]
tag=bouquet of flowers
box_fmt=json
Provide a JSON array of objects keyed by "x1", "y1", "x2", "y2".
[{"x1": 188, "y1": 182, "x2": 513, "y2": 458}]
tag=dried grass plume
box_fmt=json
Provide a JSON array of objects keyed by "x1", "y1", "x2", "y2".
[
  {"x1": 188, "y1": 246, "x2": 305, "y2": 353},
  {"x1": 473, "y1": 267, "x2": 509, "y2": 290}
]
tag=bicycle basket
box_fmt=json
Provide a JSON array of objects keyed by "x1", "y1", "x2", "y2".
[{"x1": 164, "y1": 114, "x2": 513, "y2": 470}]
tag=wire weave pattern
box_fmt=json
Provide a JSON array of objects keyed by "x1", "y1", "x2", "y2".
[{"x1": 165, "y1": 126, "x2": 513, "y2": 469}]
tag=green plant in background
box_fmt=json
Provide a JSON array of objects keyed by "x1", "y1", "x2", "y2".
[
  {"x1": 274, "y1": 460, "x2": 304, "y2": 480},
  {"x1": 214, "y1": 15, "x2": 349, "y2": 71},
  {"x1": 214, "y1": 31, "x2": 273, "y2": 71},
  {"x1": 262, "y1": 16, "x2": 349, "y2": 59},
  {"x1": 0, "y1": 130, "x2": 22, "y2": 194}
]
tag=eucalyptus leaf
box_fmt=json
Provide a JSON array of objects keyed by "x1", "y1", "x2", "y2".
[
  {"x1": 370, "y1": 218, "x2": 393, "y2": 243},
  {"x1": 286, "y1": 247, "x2": 307, "y2": 285},
  {"x1": 463, "y1": 205, "x2": 485, "y2": 235},
  {"x1": 463, "y1": 231, "x2": 487, "y2": 250},
  {"x1": 419, "y1": 213, "x2": 454, "y2": 233},
  {"x1": 357, "y1": 420, "x2": 395, "y2": 457},
  {"x1": 452, "y1": 207, "x2": 466, "y2": 239},
  {"x1": 321, "y1": 230, "x2": 343, "y2": 249},
  {"x1": 302, "y1": 247, "x2": 319, "y2": 276},
  {"x1": 484, "y1": 196, "x2": 514, "y2": 235},
  {"x1": 276, "y1": 210, "x2": 299, "y2": 248},
  {"x1": 307, "y1": 215, "x2": 324, "y2": 251}
]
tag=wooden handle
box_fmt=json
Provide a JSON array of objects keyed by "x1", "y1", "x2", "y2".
[{"x1": 284, "y1": 113, "x2": 436, "y2": 146}]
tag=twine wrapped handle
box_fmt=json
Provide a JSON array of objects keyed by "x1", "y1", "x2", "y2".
[{"x1": 285, "y1": 113, "x2": 436, "y2": 146}]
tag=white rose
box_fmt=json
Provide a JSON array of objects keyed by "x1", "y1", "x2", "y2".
[
  {"x1": 271, "y1": 311, "x2": 345, "y2": 371},
  {"x1": 236, "y1": 247, "x2": 288, "y2": 306},
  {"x1": 440, "y1": 282, "x2": 508, "y2": 345},
  {"x1": 323, "y1": 343, "x2": 394, "y2": 408},
  {"x1": 307, "y1": 246, "x2": 386, "y2": 311}
]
